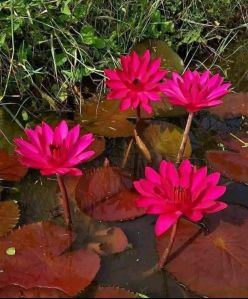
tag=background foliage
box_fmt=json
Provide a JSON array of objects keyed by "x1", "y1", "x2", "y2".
[{"x1": 0, "y1": 0, "x2": 247, "y2": 111}]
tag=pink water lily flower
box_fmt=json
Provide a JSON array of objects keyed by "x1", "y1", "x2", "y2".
[
  {"x1": 162, "y1": 70, "x2": 231, "y2": 113},
  {"x1": 134, "y1": 160, "x2": 227, "y2": 236},
  {"x1": 15, "y1": 120, "x2": 95, "y2": 176},
  {"x1": 105, "y1": 50, "x2": 168, "y2": 114}
]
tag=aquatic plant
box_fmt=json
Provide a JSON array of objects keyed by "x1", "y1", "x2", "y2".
[
  {"x1": 163, "y1": 70, "x2": 231, "y2": 113},
  {"x1": 134, "y1": 160, "x2": 227, "y2": 270},
  {"x1": 15, "y1": 121, "x2": 95, "y2": 176},
  {"x1": 104, "y1": 50, "x2": 167, "y2": 115},
  {"x1": 15, "y1": 120, "x2": 95, "y2": 226},
  {"x1": 4, "y1": 40, "x2": 248, "y2": 298}
]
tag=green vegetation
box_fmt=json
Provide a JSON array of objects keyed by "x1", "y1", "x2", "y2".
[{"x1": 0, "y1": 0, "x2": 247, "y2": 111}]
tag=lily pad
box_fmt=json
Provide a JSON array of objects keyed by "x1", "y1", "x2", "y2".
[
  {"x1": 77, "y1": 99, "x2": 135, "y2": 138},
  {"x1": 141, "y1": 121, "x2": 192, "y2": 163},
  {"x1": 0, "y1": 286, "x2": 68, "y2": 298},
  {"x1": 0, "y1": 149, "x2": 27, "y2": 181},
  {"x1": 209, "y1": 92, "x2": 248, "y2": 119},
  {"x1": 207, "y1": 132, "x2": 248, "y2": 183},
  {"x1": 133, "y1": 39, "x2": 184, "y2": 73},
  {"x1": 0, "y1": 201, "x2": 20, "y2": 237},
  {"x1": 0, "y1": 222, "x2": 100, "y2": 296},
  {"x1": 75, "y1": 162, "x2": 144, "y2": 221},
  {"x1": 157, "y1": 205, "x2": 248, "y2": 298},
  {"x1": 94, "y1": 287, "x2": 137, "y2": 298},
  {"x1": 85, "y1": 134, "x2": 105, "y2": 162}
]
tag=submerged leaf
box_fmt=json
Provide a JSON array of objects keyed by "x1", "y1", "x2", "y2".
[
  {"x1": 85, "y1": 227, "x2": 128, "y2": 256},
  {"x1": 0, "y1": 201, "x2": 20, "y2": 237},
  {"x1": 157, "y1": 205, "x2": 248, "y2": 298},
  {"x1": 0, "y1": 222, "x2": 100, "y2": 296}
]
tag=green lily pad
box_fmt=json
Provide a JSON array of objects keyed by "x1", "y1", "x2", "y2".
[
  {"x1": 140, "y1": 121, "x2": 192, "y2": 163},
  {"x1": 133, "y1": 39, "x2": 184, "y2": 73}
]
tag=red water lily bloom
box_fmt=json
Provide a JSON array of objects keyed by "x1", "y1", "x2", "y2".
[
  {"x1": 15, "y1": 121, "x2": 94, "y2": 176},
  {"x1": 134, "y1": 160, "x2": 227, "y2": 236},
  {"x1": 162, "y1": 70, "x2": 231, "y2": 113},
  {"x1": 105, "y1": 50, "x2": 168, "y2": 114}
]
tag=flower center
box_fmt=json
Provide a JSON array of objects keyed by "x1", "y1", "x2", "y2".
[
  {"x1": 173, "y1": 186, "x2": 191, "y2": 209},
  {"x1": 50, "y1": 144, "x2": 61, "y2": 160},
  {"x1": 133, "y1": 78, "x2": 140, "y2": 85}
]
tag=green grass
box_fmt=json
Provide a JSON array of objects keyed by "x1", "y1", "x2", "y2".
[{"x1": 0, "y1": 0, "x2": 247, "y2": 115}]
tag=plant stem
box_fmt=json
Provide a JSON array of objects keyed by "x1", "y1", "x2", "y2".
[
  {"x1": 122, "y1": 138, "x2": 134, "y2": 168},
  {"x1": 56, "y1": 174, "x2": 72, "y2": 229},
  {"x1": 143, "y1": 221, "x2": 179, "y2": 277},
  {"x1": 176, "y1": 112, "x2": 194, "y2": 164},
  {"x1": 137, "y1": 106, "x2": 141, "y2": 123},
  {"x1": 158, "y1": 222, "x2": 178, "y2": 269}
]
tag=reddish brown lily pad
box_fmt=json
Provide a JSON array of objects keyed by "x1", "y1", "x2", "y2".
[
  {"x1": 157, "y1": 205, "x2": 248, "y2": 298},
  {"x1": 0, "y1": 222, "x2": 100, "y2": 296},
  {"x1": 209, "y1": 92, "x2": 248, "y2": 119},
  {"x1": 0, "y1": 201, "x2": 20, "y2": 237},
  {"x1": 80, "y1": 128, "x2": 105, "y2": 162},
  {"x1": 207, "y1": 132, "x2": 248, "y2": 183},
  {"x1": 75, "y1": 163, "x2": 144, "y2": 221},
  {"x1": 0, "y1": 286, "x2": 68, "y2": 298},
  {"x1": 0, "y1": 149, "x2": 27, "y2": 181},
  {"x1": 88, "y1": 136, "x2": 105, "y2": 161},
  {"x1": 94, "y1": 287, "x2": 137, "y2": 298}
]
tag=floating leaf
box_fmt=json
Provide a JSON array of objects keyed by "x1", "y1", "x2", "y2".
[
  {"x1": 75, "y1": 162, "x2": 144, "y2": 221},
  {"x1": 77, "y1": 99, "x2": 135, "y2": 138},
  {"x1": 0, "y1": 149, "x2": 27, "y2": 181},
  {"x1": 207, "y1": 132, "x2": 248, "y2": 183},
  {"x1": 0, "y1": 222, "x2": 100, "y2": 296},
  {"x1": 209, "y1": 93, "x2": 248, "y2": 119},
  {"x1": 94, "y1": 287, "x2": 137, "y2": 298},
  {"x1": 133, "y1": 39, "x2": 184, "y2": 73},
  {"x1": 0, "y1": 286, "x2": 68, "y2": 298},
  {"x1": 85, "y1": 227, "x2": 129, "y2": 256},
  {"x1": 85, "y1": 134, "x2": 105, "y2": 162},
  {"x1": 0, "y1": 201, "x2": 20, "y2": 237},
  {"x1": 157, "y1": 205, "x2": 248, "y2": 298},
  {"x1": 141, "y1": 122, "x2": 192, "y2": 163}
]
